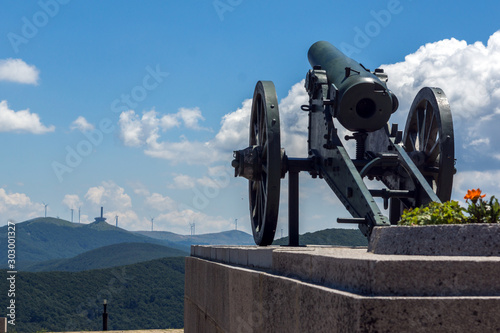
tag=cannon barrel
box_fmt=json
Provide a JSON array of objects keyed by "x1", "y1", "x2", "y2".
[{"x1": 308, "y1": 41, "x2": 398, "y2": 132}]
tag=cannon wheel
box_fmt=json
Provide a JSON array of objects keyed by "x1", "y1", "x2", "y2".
[
  {"x1": 403, "y1": 87, "x2": 455, "y2": 201},
  {"x1": 248, "y1": 81, "x2": 281, "y2": 246}
]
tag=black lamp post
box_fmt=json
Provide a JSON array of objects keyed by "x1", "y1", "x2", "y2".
[{"x1": 102, "y1": 299, "x2": 108, "y2": 331}]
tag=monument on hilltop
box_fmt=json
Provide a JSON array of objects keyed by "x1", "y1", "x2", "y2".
[{"x1": 94, "y1": 207, "x2": 107, "y2": 223}]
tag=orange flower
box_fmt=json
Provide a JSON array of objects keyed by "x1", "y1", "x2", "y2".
[{"x1": 464, "y1": 188, "x2": 486, "y2": 202}]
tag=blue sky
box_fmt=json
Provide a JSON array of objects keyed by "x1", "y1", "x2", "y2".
[{"x1": 1, "y1": 0, "x2": 500, "y2": 236}]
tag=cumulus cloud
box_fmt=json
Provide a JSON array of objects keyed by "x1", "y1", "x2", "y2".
[
  {"x1": 0, "y1": 188, "x2": 44, "y2": 221},
  {"x1": 117, "y1": 79, "x2": 323, "y2": 164},
  {"x1": 120, "y1": 31, "x2": 500, "y2": 168},
  {"x1": 84, "y1": 181, "x2": 131, "y2": 208},
  {"x1": 118, "y1": 107, "x2": 214, "y2": 163},
  {"x1": 130, "y1": 182, "x2": 151, "y2": 197},
  {"x1": 0, "y1": 100, "x2": 55, "y2": 134},
  {"x1": 80, "y1": 181, "x2": 146, "y2": 229},
  {"x1": 142, "y1": 191, "x2": 232, "y2": 234},
  {"x1": 62, "y1": 194, "x2": 82, "y2": 209},
  {"x1": 167, "y1": 174, "x2": 197, "y2": 189},
  {"x1": 212, "y1": 82, "x2": 310, "y2": 157},
  {"x1": 144, "y1": 192, "x2": 178, "y2": 211},
  {"x1": 70, "y1": 116, "x2": 95, "y2": 132},
  {"x1": 155, "y1": 209, "x2": 231, "y2": 235},
  {"x1": 382, "y1": 30, "x2": 500, "y2": 162},
  {"x1": 0, "y1": 58, "x2": 39, "y2": 84},
  {"x1": 118, "y1": 107, "x2": 208, "y2": 146},
  {"x1": 178, "y1": 107, "x2": 206, "y2": 130}
]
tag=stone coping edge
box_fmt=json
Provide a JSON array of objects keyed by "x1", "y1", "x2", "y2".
[{"x1": 369, "y1": 224, "x2": 500, "y2": 256}]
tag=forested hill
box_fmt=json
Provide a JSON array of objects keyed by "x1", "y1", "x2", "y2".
[
  {"x1": 273, "y1": 228, "x2": 368, "y2": 246},
  {"x1": 0, "y1": 217, "x2": 182, "y2": 269},
  {"x1": 23, "y1": 242, "x2": 188, "y2": 272},
  {"x1": 0, "y1": 257, "x2": 185, "y2": 332}
]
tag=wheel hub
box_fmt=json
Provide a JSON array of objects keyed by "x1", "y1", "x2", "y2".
[{"x1": 232, "y1": 146, "x2": 263, "y2": 181}]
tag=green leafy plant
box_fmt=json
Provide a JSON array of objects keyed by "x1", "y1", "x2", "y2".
[
  {"x1": 399, "y1": 200, "x2": 467, "y2": 226},
  {"x1": 398, "y1": 188, "x2": 500, "y2": 226}
]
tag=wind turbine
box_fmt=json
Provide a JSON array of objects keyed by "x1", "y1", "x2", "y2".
[
  {"x1": 115, "y1": 215, "x2": 118, "y2": 228},
  {"x1": 71, "y1": 208, "x2": 74, "y2": 222},
  {"x1": 43, "y1": 202, "x2": 48, "y2": 218},
  {"x1": 190, "y1": 222, "x2": 196, "y2": 236},
  {"x1": 150, "y1": 217, "x2": 155, "y2": 232}
]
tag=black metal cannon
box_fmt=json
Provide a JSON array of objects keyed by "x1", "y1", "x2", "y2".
[{"x1": 232, "y1": 41, "x2": 455, "y2": 246}]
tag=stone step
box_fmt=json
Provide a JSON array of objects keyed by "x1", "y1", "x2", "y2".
[
  {"x1": 369, "y1": 224, "x2": 500, "y2": 256},
  {"x1": 186, "y1": 248, "x2": 500, "y2": 332},
  {"x1": 191, "y1": 245, "x2": 500, "y2": 297}
]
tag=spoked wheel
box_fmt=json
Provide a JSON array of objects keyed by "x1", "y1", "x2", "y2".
[
  {"x1": 403, "y1": 87, "x2": 455, "y2": 201},
  {"x1": 248, "y1": 81, "x2": 281, "y2": 246}
]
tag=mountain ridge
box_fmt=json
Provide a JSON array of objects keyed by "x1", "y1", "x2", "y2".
[
  {"x1": 23, "y1": 242, "x2": 189, "y2": 272},
  {"x1": 0, "y1": 217, "x2": 254, "y2": 269}
]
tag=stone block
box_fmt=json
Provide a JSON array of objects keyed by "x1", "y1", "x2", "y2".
[{"x1": 369, "y1": 224, "x2": 500, "y2": 256}]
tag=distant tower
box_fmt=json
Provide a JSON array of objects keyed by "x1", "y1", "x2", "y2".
[
  {"x1": 151, "y1": 217, "x2": 154, "y2": 232},
  {"x1": 71, "y1": 208, "x2": 74, "y2": 222},
  {"x1": 190, "y1": 222, "x2": 196, "y2": 236},
  {"x1": 43, "y1": 202, "x2": 48, "y2": 218},
  {"x1": 235, "y1": 218, "x2": 238, "y2": 231},
  {"x1": 94, "y1": 207, "x2": 107, "y2": 223},
  {"x1": 115, "y1": 215, "x2": 118, "y2": 228},
  {"x1": 78, "y1": 207, "x2": 81, "y2": 223}
]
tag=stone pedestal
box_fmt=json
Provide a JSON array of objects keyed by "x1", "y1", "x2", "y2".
[
  {"x1": 185, "y1": 232, "x2": 500, "y2": 332},
  {"x1": 369, "y1": 224, "x2": 500, "y2": 256}
]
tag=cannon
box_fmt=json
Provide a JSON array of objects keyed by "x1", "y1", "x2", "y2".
[{"x1": 232, "y1": 41, "x2": 455, "y2": 246}]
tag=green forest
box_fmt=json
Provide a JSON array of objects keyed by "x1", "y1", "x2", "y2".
[
  {"x1": 0, "y1": 257, "x2": 185, "y2": 332},
  {"x1": 0, "y1": 217, "x2": 366, "y2": 332},
  {"x1": 273, "y1": 227, "x2": 367, "y2": 246}
]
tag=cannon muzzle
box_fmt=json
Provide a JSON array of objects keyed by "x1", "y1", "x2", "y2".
[{"x1": 308, "y1": 41, "x2": 398, "y2": 132}]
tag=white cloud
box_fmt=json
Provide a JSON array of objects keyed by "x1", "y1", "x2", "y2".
[
  {"x1": 144, "y1": 192, "x2": 178, "y2": 211},
  {"x1": 382, "y1": 30, "x2": 500, "y2": 161},
  {"x1": 144, "y1": 139, "x2": 217, "y2": 164},
  {"x1": 130, "y1": 181, "x2": 151, "y2": 196},
  {"x1": 62, "y1": 194, "x2": 82, "y2": 209},
  {"x1": 277, "y1": 80, "x2": 309, "y2": 156},
  {"x1": 70, "y1": 116, "x2": 95, "y2": 132},
  {"x1": 118, "y1": 107, "x2": 209, "y2": 147},
  {"x1": 118, "y1": 106, "x2": 217, "y2": 164},
  {"x1": 118, "y1": 110, "x2": 151, "y2": 147},
  {"x1": 142, "y1": 191, "x2": 233, "y2": 234},
  {"x1": 155, "y1": 209, "x2": 231, "y2": 235},
  {"x1": 84, "y1": 185, "x2": 105, "y2": 205},
  {"x1": 213, "y1": 98, "x2": 252, "y2": 152},
  {"x1": 167, "y1": 174, "x2": 197, "y2": 189},
  {"x1": 453, "y1": 170, "x2": 500, "y2": 204},
  {"x1": 0, "y1": 58, "x2": 39, "y2": 85},
  {"x1": 0, "y1": 100, "x2": 55, "y2": 134},
  {"x1": 80, "y1": 181, "x2": 145, "y2": 229},
  {"x1": 0, "y1": 188, "x2": 44, "y2": 221},
  {"x1": 178, "y1": 107, "x2": 206, "y2": 130},
  {"x1": 84, "y1": 181, "x2": 131, "y2": 209}
]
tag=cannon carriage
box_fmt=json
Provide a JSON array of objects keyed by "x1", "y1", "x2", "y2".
[{"x1": 232, "y1": 41, "x2": 455, "y2": 246}]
